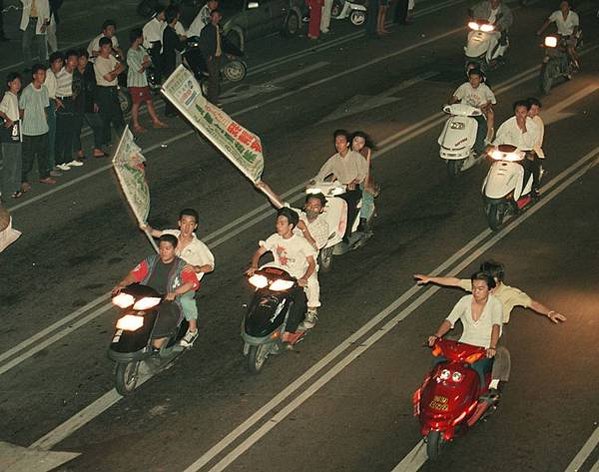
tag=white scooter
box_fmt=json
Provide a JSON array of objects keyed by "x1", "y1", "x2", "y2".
[
  {"x1": 438, "y1": 103, "x2": 486, "y2": 177},
  {"x1": 465, "y1": 19, "x2": 508, "y2": 72},
  {"x1": 482, "y1": 145, "x2": 538, "y2": 231},
  {"x1": 330, "y1": 0, "x2": 367, "y2": 26},
  {"x1": 306, "y1": 181, "x2": 371, "y2": 272}
]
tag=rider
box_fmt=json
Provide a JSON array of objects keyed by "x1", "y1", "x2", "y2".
[
  {"x1": 314, "y1": 129, "x2": 368, "y2": 243},
  {"x1": 416, "y1": 260, "x2": 566, "y2": 400},
  {"x1": 255, "y1": 181, "x2": 329, "y2": 327},
  {"x1": 113, "y1": 234, "x2": 199, "y2": 351},
  {"x1": 428, "y1": 271, "x2": 502, "y2": 389},
  {"x1": 351, "y1": 131, "x2": 379, "y2": 234},
  {"x1": 470, "y1": 0, "x2": 514, "y2": 63},
  {"x1": 493, "y1": 99, "x2": 542, "y2": 195},
  {"x1": 246, "y1": 208, "x2": 318, "y2": 342},
  {"x1": 141, "y1": 208, "x2": 215, "y2": 348},
  {"x1": 450, "y1": 68, "x2": 496, "y2": 154},
  {"x1": 537, "y1": 0, "x2": 580, "y2": 71}
]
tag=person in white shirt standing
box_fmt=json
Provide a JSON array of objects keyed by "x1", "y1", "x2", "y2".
[
  {"x1": 87, "y1": 19, "x2": 124, "y2": 60},
  {"x1": 537, "y1": 0, "x2": 581, "y2": 70},
  {"x1": 20, "y1": 0, "x2": 50, "y2": 71},
  {"x1": 0, "y1": 73, "x2": 24, "y2": 199},
  {"x1": 188, "y1": 0, "x2": 218, "y2": 38},
  {"x1": 44, "y1": 51, "x2": 63, "y2": 176}
]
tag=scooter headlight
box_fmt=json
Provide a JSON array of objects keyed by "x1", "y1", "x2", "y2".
[
  {"x1": 306, "y1": 187, "x2": 323, "y2": 195},
  {"x1": 132, "y1": 297, "x2": 161, "y2": 311},
  {"x1": 116, "y1": 314, "x2": 144, "y2": 331},
  {"x1": 249, "y1": 274, "x2": 269, "y2": 289},
  {"x1": 491, "y1": 150, "x2": 504, "y2": 160},
  {"x1": 112, "y1": 292, "x2": 135, "y2": 309},
  {"x1": 544, "y1": 36, "x2": 558, "y2": 48},
  {"x1": 480, "y1": 24, "x2": 495, "y2": 33},
  {"x1": 468, "y1": 21, "x2": 480, "y2": 31},
  {"x1": 330, "y1": 186, "x2": 345, "y2": 196},
  {"x1": 439, "y1": 369, "x2": 451, "y2": 380},
  {"x1": 269, "y1": 279, "x2": 295, "y2": 291},
  {"x1": 452, "y1": 371, "x2": 463, "y2": 382}
]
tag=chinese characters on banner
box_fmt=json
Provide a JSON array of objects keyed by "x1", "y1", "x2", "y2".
[{"x1": 161, "y1": 65, "x2": 264, "y2": 183}]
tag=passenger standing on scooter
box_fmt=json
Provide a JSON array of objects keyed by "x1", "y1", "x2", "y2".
[
  {"x1": 246, "y1": 208, "x2": 318, "y2": 341},
  {"x1": 188, "y1": 0, "x2": 218, "y2": 37},
  {"x1": 470, "y1": 0, "x2": 513, "y2": 63},
  {"x1": 493, "y1": 100, "x2": 541, "y2": 195},
  {"x1": 314, "y1": 129, "x2": 368, "y2": 243},
  {"x1": 450, "y1": 68, "x2": 496, "y2": 154},
  {"x1": 428, "y1": 272, "x2": 502, "y2": 388},
  {"x1": 162, "y1": 6, "x2": 185, "y2": 116},
  {"x1": 113, "y1": 234, "x2": 199, "y2": 350},
  {"x1": 527, "y1": 97, "x2": 546, "y2": 184},
  {"x1": 537, "y1": 0, "x2": 580, "y2": 71},
  {"x1": 142, "y1": 7, "x2": 166, "y2": 80},
  {"x1": 141, "y1": 208, "x2": 214, "y2": 348},
  {"x1": 351, "y1": 131, "x2": 379, "y2": 233},
  {"x1": 416, "y1": 260, "x2": 566, "y2": 401}
]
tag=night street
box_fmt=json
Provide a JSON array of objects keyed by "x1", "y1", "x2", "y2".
[{"x1": 0, "y1": 0, "x2": 598, "y2": 471}]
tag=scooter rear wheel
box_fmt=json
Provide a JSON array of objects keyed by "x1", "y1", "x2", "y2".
[
  {"x1": 350, "y1": 11, "x2": 367, "y2": 26},
  {"x1": 115, "y1": 361, "x2": 140, "y2": 396},
  {"x1": 426, "y1": 430, "x2": 444, "y2": 461},
  {"x1": 247, "y1": 345, "x2": 269, "y2": 374}
]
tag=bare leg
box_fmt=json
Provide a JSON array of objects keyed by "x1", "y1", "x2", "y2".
[
  {"x1": 485, "y1": 108, "x2": 495, "y2": 142},
  {"x1": 146, "y1": 100, "x2": 168, "y2": 128},
  {"x1": 151, "y1": 337, "x2": 167, "y2": 349},
  {"x1": 131, "y1": 103, "x2": 145, "y2": 133}
]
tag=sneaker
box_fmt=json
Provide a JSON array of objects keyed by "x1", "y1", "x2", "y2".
[
  {"x1": 179, "y1": 329, "x2": 198, "y2": 348},
  {"x1": 49, "y1": 170, "x2": 62, "y2": 177},
  {"x1": 56, "y1": 163, "x2": 71, "y2": 171},
  {"x1": 301, "y1": 309, "x2": 318, "y2": 330},
  {"x1": 479, "y1": 388, "x2": 500, "y2": 404},
  {"x1": 66, "y1": 160, "x2": 84, "y2": 167}
]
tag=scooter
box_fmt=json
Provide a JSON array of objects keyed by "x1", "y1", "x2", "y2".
[
  {"x1": 242, "y1": 266, "x2": 307, "y2": 374},
  {"x1": 412, "y1": 339, "x2": 497, "y2": 461},
  {"x1": 438, "y1": 103, "x2": 486, "y2": 177},
  {"x1": 137, "y1": 0, "x2": 202, "y2": 18},
  {"x1": 539, "y1": 34, "x2": 580, "y2": 95},
  {"x1": 108, "y1": 283, "x2": 188, "y2": 395},
  {"x1": 330, "y1": 0, "x2": 368, "y2": 27},
  {"x1": 306, "y1": 181, "x2": 372, "y2": 272},
  {"x1": 464, "y1": 19, "x2": 508, "y2": 72},
  {"x1": 482, "y1": 145, "x2": 539, "y2": 231}
]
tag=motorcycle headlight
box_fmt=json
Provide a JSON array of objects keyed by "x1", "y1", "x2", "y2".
[
  {"x1": 439, "y1": 369, "x2": 451, "y2": 380},
  {"x1": 452, "y1": 371, "x2": 463, "y2": 382},
  {"x1": 132, "y1": 297, "x2": 161, "y2": 311},
  {"x1": 544, "y1": 36, "x2": 558, "y2": 48},
  {"x1": 249, "y1": 274, "x2": 269, "y2": 289},
  {"x1": 331, "y1": 187, "x2": 345, "y2": 196},
  {"x1": 306, "y1": 187, "x2": 323, "y2": 194},
  {"x1": 269, "y1": 279, "x2": 295, "y2": 291},
  {"x1": 116, "y1": 314, "x2": 144, "y2": 331},
  {"x1": 468, "y1": 21, "x2": 480, "y2": 31},
  {"x1": 491, "y1": 150, "x2": 503, "y2": 160},
  {"x1": 480, "y1": 24, "x2": 495, "y2": 33},
  {"x1": 112, "y1": 292, "x2": 135, "y2": 309}
]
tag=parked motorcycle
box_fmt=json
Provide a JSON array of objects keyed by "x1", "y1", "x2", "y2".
[
  {"x1": 539, "y1": 34, "x2": 579, "y2": 95},
  {"x1": 108, "y1": 283, "x2": 188, "y2": 395},
  {"x1": 438, "y1": 104, "x2": 486, "y2": 177},
  {"x1": 242, "y1": 266, "x2": 307, "y2": 373},
  {"x1": 482, "y1": 145, "x2": 539, "y2": 231},
  {"x1": 464, "y1": 19, "x2": 508, "y2": 72},
  {"x1": 412, "y1": 339, "x2": 497, "y2": 460},
  {"x1": 306, "y1": 181, "x2": 372, "y2": 272},
  {"x1": 330, "y1": 0, "x2": 367, "y2": 26}
]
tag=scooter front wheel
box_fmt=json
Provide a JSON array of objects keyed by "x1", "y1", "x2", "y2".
[
  {"x1": 350, "y1": 10, "x2": 367, "y2": 26},
  {"x1": 486, "y1": 203, "x2": 505, "y2": 232},
  {"x1": 426, "y1": 430, "x2": 444, "y2": 461},
  {"x1": 247, "y1": 344, "x2": 270, "y2": 374},
  {"x1": 115, "y1": 361, "x2": 140, "y2": 396},
  {"x1": 446, "y1": 160, "x2": 464, "y2": 178}
]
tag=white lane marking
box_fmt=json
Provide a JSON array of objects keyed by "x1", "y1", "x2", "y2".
[
  {"x1": 590, "y1": 458, "x2": 599, "y2": 472},
  {"x1": 564, "y1": 425, "x2": 599, "y2": 472},
  {"x1": 390, "y1": 441, "x2": 427, "y2": 472},
  {"x1": 543, "y1": 84, "x2": 599, "y2": 125},
  {"x1": 202, "y1": 147, "x2": 599, "y2": 472},
  {"x1": 0, "y1": 441, "x2": 80, "y2": 472}
]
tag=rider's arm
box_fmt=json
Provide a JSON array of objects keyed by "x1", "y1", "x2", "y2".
[
  {"x1": 414, "y1": 274, "x2": 469, "y2": 289},
  {"x1": 248, "y1": 246, "x2": 269, "y2": 272},
  {"x1": 537, "y1": 18, "x2": 551, "y2": 36},
  {"x1": 487, "y1": 323, "x2": 500, "y2": 357},
  {"x1": 299, "y1": 255, "x2": 316, "y2": 285},
  {"x1": 428, "y1": 320, "x2": 452, "y2": 346},
  {"x1": 297, "y1": 220, "x2": 318, "y2": 250},
  {"x1": 139, "y1": 223, "x2": 162, "y2": 238},
  {"x1": 529, "y1": 299, "x2": 567, "y2": 323},
  {"x1": 314, "y1": 156, "x2": 335, "y2": 182},
  {"x1": 255, "y1": 181, "x2": 284, "y2": 209},
  {"x1": 114, "y1": 260, "x2": 149, "y2": 292}
]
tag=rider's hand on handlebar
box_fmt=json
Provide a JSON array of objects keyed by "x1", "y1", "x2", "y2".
[
  {"x1": 298, "y1": 277, "x2": 308, "y2": 287},
  {"x1": 245, "y1": 267, "x2": 257, "y2": 277},
  {"x1": 427, "y1": 335, "x2": 438, "y2": 347},
  {"x1": 164, "y1": 292, "x2": 176, "y2": 301},
  {"x1": 486, "y1": 347, "x2": 497, "y2": 358}
]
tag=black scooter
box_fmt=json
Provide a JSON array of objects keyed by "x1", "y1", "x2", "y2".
[
  {"x1": 108, "y1": 283, "x2": 188, "y2": 395},
  {"x1": 242, "y1": 266, "x2": 307, "y2": 374}
]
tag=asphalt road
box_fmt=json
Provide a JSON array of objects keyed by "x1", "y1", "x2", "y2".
[{"x1": 1, "y1": 0, "x2": 598, "y2": 471}]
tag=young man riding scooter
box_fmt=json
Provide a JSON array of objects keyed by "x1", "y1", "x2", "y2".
[
  {"x1": 246, "y1": 208, "x2": 319, "y2": 340},
  {"x1": 415, "y1": 260, "x2": 566, "y2": 401},
  {"x1": 113, "y1": 234, "x2": 199, "y2": 351},
  {"x1": 470, "y1": 0, "x2": 514, "y2": 64}
]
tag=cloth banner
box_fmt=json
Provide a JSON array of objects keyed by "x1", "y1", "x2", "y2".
[
  {"x1": 0, "y1": 206, "x2": 21, "y2": 254},
  {"x1": 161, "y1": 65, "x2": 264, "y2": 183}
]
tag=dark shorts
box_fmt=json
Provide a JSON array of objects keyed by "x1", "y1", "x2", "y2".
[
  {"x1": 151, "y1": 302, "x2": 181, "y2": 338},
  {"x1": 129, "y1": 86, "x2": 152, "y2": 105}
]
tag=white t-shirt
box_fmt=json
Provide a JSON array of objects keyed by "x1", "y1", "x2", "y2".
[
  {"x1": 162, "y1": 229, "x2": 215, "y2": 281},
  {"x1": 453, "y1": 82, "x2": 496, "y2": 108},
  {"x1": 531, "y1": 115, "x2": 545, "y2": 158},
  {"x1": 143, "y1": 17, "x2": 164, "y2": 48},
  {"x1": 188, "y1": 5, "x2": 211, "y2": 37},
  {"x1": 446, "y1": 294, "x2": 503, "y2": 348},
  {"x1": 315, "y1": 150, "x2": 369, "y2": 185},
  {"x1": 260, "y1": 233, "x2": 317, "y2": 279},
  {"x1": 87, "y1": 34, "x2": 119, "y2": 58},
  {"x1": 549, "y1": 10, "x2": 579, "y2": 36},
  {"x1": 0, "y1": 91, "x2": 19, "y2": 121},
  {"x1": 44, "y1": 69, "x2": 58, "y2": 99},
  {"x1": 289, "y1": 206, "x2": 330, "y2": 250},
  {"x1": 94, "y1": 55, "x2": 119, "y2": 86},
  {"x1": 494, "y1": 116, "x2": 541, "y2": 151}
]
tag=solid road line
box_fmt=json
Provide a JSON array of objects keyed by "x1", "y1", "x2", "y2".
[
  {"x1": 193, "y1": 147, "x2": 599, "y2": 472},
  {"x1": 564, "y1": 425, "x2": 599, "y2": 472},
  {"x1": 29, "y1": 144, "x2": 599, "y2": 455}
]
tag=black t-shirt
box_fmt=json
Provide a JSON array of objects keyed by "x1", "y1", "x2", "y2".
[{"x1": 146, "y1": 259, "x2": 176, "y2": 293}]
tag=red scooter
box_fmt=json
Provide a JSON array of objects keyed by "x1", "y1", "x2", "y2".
[{"x1": 412, "y1": 339, "x2": 497, "y2": 460}]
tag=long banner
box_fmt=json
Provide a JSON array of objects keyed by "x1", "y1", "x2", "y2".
[
  {"x1": 112, "y1": 127, "x2": 158, "y2": 252},
  {"x1": 161, "y1": 65, "x2": 264, "y2": 183}
]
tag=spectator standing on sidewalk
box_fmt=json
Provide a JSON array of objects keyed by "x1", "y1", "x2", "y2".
[
  {"x1": 162, "y1": 6, "x2": 185, "y2": 116},
  {"x1": 46, "y1": 0, "x2": 63, "y2": 53},
  {"x1": 366, "y1": 0, "x2": 379, "y2": 38},
  {"x1": 88, "y1": 19, "x2": 124, "y2": 60},
  {"x1": 0, "y1": 0, "x2": 10, "y2": 41},
  {"x1": 44, "y1": 51, "x2": 62, "y2": 175},
  {"x1": 93, "y1": 37, "x2": 125, "y2": 147},
  {"x1": 73, "y1": 49, "x2": 107, "y2": 159},
  {"x1": 20, "y1": 0, "x2": 50, "y2": 71},
  {"x1": 54, "y1": 49, "x2": 83, "y2": 171},
  {"x1": 188, "y1": 0, "x2": 217, "y2": 37},
  {"x1": 377, "y1": 0, "x2": 390, "y2": 35},
  {"x1": 19, "y1": 64, "x2": 55, "y2": 192},
  {"x1": 307, "y1": 0, "x2": 323, "y2": 39},
  {"x1": 393, "y1": 0, "x2": 409, "y2": 25},
  {"x1": 0, "y1": 73, "x2": 24, "y2": 200},
  {"x1": 127, "y1": 28, "x2": 168, "y2": 133},
  {"x1": 199, "y1": 9, "x2": 226, "y2": 105},
  {"x1": 320, "y1": 0, "x2": 333, "y2": 34}
]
